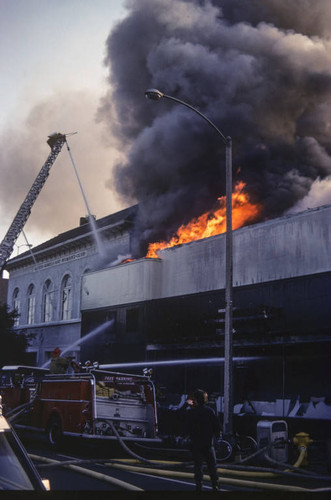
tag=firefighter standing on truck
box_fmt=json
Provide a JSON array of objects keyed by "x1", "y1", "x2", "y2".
[{"x1": 49, "y1": 348, "x2": 69, "y2": 374}]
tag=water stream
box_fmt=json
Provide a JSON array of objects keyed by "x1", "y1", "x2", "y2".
[
  {"x1": 65, "y1": 139, "x2": 105, "y2": 258},
  {"x1": 99, "y1": 356, "x2": 271, "y2": 370},
  {"x1": 41, "y1": 319, "x2": 114, "y2": 368}
]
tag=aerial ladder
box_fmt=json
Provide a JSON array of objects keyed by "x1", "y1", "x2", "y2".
[{"x1": 0, "y1": 133, "x2": 67, "y2": 274}]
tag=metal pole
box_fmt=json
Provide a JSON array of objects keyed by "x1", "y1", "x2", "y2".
[
  {"x1": 144, "y1": 89, "x2": 234, "y2": 437},
  {"x1": 223, "y1": 137, "x2": 233, "y2": 437}
]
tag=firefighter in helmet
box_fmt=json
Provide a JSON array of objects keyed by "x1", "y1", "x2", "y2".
[{"x1": 49, "y1": 347, "x2": 69, "y2": 374}]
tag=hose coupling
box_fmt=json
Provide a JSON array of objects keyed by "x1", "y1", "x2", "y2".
[{"x1": 293, "y1": 432, "x2": 313, "y2": 466}]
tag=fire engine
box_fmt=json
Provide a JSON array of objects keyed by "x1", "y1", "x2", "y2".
[{"x1": 0, "y1": 365, "x2": 160, "y2": 447}]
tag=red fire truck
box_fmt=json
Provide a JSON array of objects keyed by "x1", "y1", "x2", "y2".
[{"x1": 0, "y1": 365, "x2": 160, "y2": 447}]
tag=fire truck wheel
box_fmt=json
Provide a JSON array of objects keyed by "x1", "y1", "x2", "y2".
[{"x1": 46, "y1": 415, "x2": 63, "y2": 448}]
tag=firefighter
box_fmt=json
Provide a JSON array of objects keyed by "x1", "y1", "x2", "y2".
[
  {"x1": 181, "y1": 389, "x2": 220, "y2": 492},
  {"x1": 49, "y1": 347, "x2": 69, "y2": 374},
  {"x1": 70, "y1": 360, "x2": 83, "y2": 373}
]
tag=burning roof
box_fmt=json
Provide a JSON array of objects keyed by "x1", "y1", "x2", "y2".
[
  {"x1": 82, "y1": 203, "x2": 331, "y2": 311},
  {"x1": 146, "y1": 181, "x2": 261, "y2": 258},
  {"x1": 99, "y1": 0, "x2": 331, "y2": 258}
]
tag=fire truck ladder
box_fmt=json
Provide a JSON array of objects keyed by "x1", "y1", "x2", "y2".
[{"x1": 0, "y1": 133, "x2": 67, "y2": 273}]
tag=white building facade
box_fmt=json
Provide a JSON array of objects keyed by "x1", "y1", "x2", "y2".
[{"x1": 5, "y1": 207, "x2": 136, "y2": 366}]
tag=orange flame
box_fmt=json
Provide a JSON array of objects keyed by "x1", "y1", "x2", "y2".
[{"x1": 146, "y1": 181, "x2": 261, "y2": 258}]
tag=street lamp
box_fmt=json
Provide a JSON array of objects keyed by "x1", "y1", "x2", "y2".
[{"x1": 145, "y1": 88, "x2": 234, "y2": 437}]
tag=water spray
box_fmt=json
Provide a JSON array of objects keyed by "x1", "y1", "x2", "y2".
[
  {"x1": 99, "y1": 356, "x2": 273, "y2": 370},
  {"x1": 42, "y1": 319, "x2": 114, "y2": 368},
  {"x1": 65, "y1": 138, "x2": 105, "y2": 258}
]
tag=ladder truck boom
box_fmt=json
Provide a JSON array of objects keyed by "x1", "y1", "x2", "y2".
[{"x1": 0, "y1": 133, "x2": 66, "y2": 273}]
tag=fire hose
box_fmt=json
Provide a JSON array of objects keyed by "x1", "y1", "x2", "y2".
[
  {"x1": 103, "y1": 461, "x2": 331, "y2": 493},
  {"x1": 32, "y1": 452, "x2": 331, "y2": 493},
  {"x1": 23, "y1": 399, "x2": 328, "y2": 489},
  {"x1": 29, "y1": 453, "x2": 143, "y2": 491},
  {"x1": 6, "y1": 395, "x2": 317, "y2": 481},
  {"x1": 263, "y1": 446, "x2": 309, "y2": 473},
  {"x1": 6, "y1": 400, "x2": 34, "y2": 423},
  {"x1": 34, "y1": 429, "x2": 331, "y2": 486},
  {"x1": 106, "y1": 428, "x2": 331, "y2": 487},
  {"x1": 32, "y1": 431, "x2": 331, "y2": 493},
  {"x1": 33, "y1": 453, "x2": 331, "y2": 493}
]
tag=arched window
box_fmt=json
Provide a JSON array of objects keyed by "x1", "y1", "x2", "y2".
[
  {"x1": 61, "y1": 274, "x2": 72, "y2": 320},
  {"x1": 42, "y1": 279, "x2": 53, "y2": 323},
  {"x1": 27, "y1": 284, "x2": 36, "y2": 325},
  {"x1": 13, "y1": 288, "x2": 20, "y2": 326}
]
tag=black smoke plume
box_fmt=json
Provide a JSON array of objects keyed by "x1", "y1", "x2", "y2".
[{"x1": 99, "y1": 0, "x2": 331, "y2": 257}]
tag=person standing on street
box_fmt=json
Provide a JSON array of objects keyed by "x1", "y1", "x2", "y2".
[{"x1": 183, "y1": 389, "x2": 220, "y2": 492}]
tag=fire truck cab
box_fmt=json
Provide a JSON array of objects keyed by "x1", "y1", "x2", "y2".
[{"x1": 0, "y1": 366, "x2": 160, "y2": 447}]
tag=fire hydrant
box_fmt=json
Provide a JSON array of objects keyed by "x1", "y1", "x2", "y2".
[{"x1": 293, "y1": 432, "x2": 313, "y2": 466}]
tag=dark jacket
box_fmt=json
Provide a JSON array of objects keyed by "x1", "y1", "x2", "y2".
[{"x1": 182, "y1": 403, "x2": 220, "y2": 448}]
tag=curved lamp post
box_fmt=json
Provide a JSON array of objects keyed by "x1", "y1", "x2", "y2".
[{"x1": 145, "y1": 88, "x2": 233, "y2": 437}]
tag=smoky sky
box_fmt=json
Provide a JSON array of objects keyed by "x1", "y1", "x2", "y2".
[
  {"x1": 100, "y1": 0, "x2": 331, "y2": 257},
  {"x1": 0, "y1": 90, "x2": 125, "y2": 247}
]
